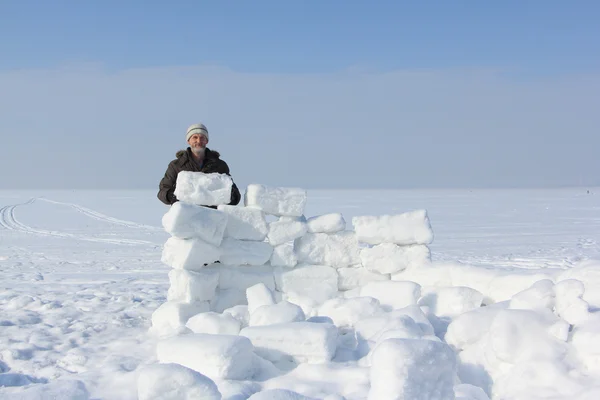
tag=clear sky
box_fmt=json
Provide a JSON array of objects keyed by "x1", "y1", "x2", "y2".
[{"x1": 1, "y1": 0, "x2": 599, "y2": 189}]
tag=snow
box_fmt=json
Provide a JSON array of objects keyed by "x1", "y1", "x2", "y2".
[
  {"x1": 267, "y1": 220, "x2": 307, "y2": 246},
  {"x1": 137, "y1": 363, "x2": 221, "y2": 400},
  {"x1": 270, "y1": 242, "x2": 298, "y2": 268},
  {"x1": 244, "y1": 184, "x2": 307, "y2": 217},
  {"x1": 174, "y1": 171, "x2": 234, "y2": 206},
  {"x1": 218, "y1": 204, "x2": 269, "y2": 241},
  {"x1": 249, "y1": 301, "x2": 306, "y2": 327},
  {"x1": 161, "y1": 201, "x2": 228, "y2": 246},
  {"x1": 167, "y1": 268, "x2": 219, "y2": 303},
  {"x1": 306, "y1": 213, "x2": 346, "y2": 234},
  {"x1": 360, "y1": 243, "x2": 430, "y2": 274},
  {"x1": 219, "y1": 237, "x2": 273, "y2": 266},
  {"x1": 156, "y1": 334, "x2": 255, "y2": 380},
  {"x1": 3, "y1": 188, "x2": 600, "y2": 399},
  {"x1": 295, "y1": 232, "x2": 361, "y2": 268},
  {"x1": 353, "y1": 209, "x2": 434, "y2": 246},
  {"x1": 246, "y1": 283, "x2": 276, "y2": 314}
]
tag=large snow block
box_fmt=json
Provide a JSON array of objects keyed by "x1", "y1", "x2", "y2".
[
  {"x1": 174, "y1": 171, "x2": 234, "y2": 206},
  {"x1": 211, "y1": 288, "x2": 248, "y2": 313},
  {"x1": 167, "y1": 269, "x2": 219, "y2": 303},
  {"x1": 318, "y1": 297, "x2": 383, "y2": 328},
  {"x1": 249, "y1": 301, "x2": 306, "y2": 327},
  {"x1": 247, "y1": 283, "x2": 276, "y2": 314},
  {"x1": 186, "y1": 312, "x2": 242, "y2": 335},
  {"x1": 138, "y1": 363, "x2": 221, "y2": 400},
  {"x1": 306, "y1": 213, "x2": 346, "y2": 234},
  {"x1": 337, "y1": 267, "x2": 389, "y2": 291},
  {"x1": 419, "y1": 286, "x2": 484, "y2": 318},
  {"x1": 162, "y1": 237, "x2": 220, "y2": 271},
  {"x1": 353, "y1": 210, "x2": 434, "y2": 246},
  {"x1": 218, "y1": 204, "x2": 269, "y2": 241},
  {"x1": 219, "y1": 265, "x2": 276, "y2": 292},
  {"x1": 295, "y1": 232, "x2": 361, "y2": 269},
  {"x1": 244, "y1": 184, "x2": 307, "y2": 217},
  {"x1": 361, "y1": 244, "x2": 430, "y2": 274},
  {"x1": 369, "y1": 338, "x2": 456, "y2": 400},
  {"x1": 270, "y1": 242, "x2": 298, "y2": 268},
  {"x1": 267, "y1": 220, "x2": 307, "y2": 246},
  {"x1": 162, "y1": 201, "x2": 228, "y2": 246},
  {"x1": 275, "y1": 264, "x2": 338, "y2": 300},
  {"x1": 219, "y1": 238, "x2": 273, "y2": 266},
  {"x1": 360, "y1": 281, "x2": 421, "y2": 311},
  {"x1": 240, "y1": 322, "x2": 338, "y2": 363},
  {"x1": 157, "y1": 334, "x2": 256, "y2": 380},
  {"x1": 150, "y1": 301, "x2": 210, "y2": 337}
]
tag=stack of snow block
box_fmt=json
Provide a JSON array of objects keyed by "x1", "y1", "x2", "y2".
[{"x1": 152, "y1": 174, "x2": 435, "y2": 337}]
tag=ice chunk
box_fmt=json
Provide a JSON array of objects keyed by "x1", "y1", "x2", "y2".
[
  {"x1": 167, "y1": 269, "x2": 219, "y2": 303},
  {"x1": 360, "y1": 244, "x2": 430, "y2": 274},
  {"x1": 270, "y1": 242, "x2": 298, "y2": 268},
  {"x1": 554, "y1": 279, "x2": 590, "y2": 325},
  {"x1": 353, "y1": 210, "x2": 434, "y2": 246},
  {"x1": 337, "y1": 267, "x2": 389, "y2": 291},
  {"x1": 162, "y1": 237, "x2": 220, "y2": 271},
  {"x1": 218, "y1": 205, "x2": 269, "y2": 241},
  {"x1": 249, "y1": 301, "x2": 306, "y2": 326},
  {"x1": 275, "y1": 264, "x2": 338, "y2": 300},
  {"x1": 244, "y1": 184, "x2": 307, "y2": 217},
  {"x1": 174, "y1": 171, "x2": 234, "y2": 206},
  {"x1": 419, "y1": 286, "x2": 483, "y2": 318},
  {"x1": 211, "y1": 288, "x2": 247, "y2": 313},
  {"x1": 162, "y1": 201, "x2": 228, "y2": 246},
  {"x1": 247, "y1": 283, "x2": 276, "y2": 314},
  {"x1": 219, "y1": 265, "x2": 276, "y2": 292},
  {"x1": 248, "y1": 389, "x2": 317, "y2": 400},
  {"x1": 138, "y1": 363, "x2": 221, "y2": 400},
  {"x1": 295, "y1": 232, "x2": 360, "y2": 268},
  {"x1": 151, "y1": 301, "x2": 210, "y2": 337},
  {"x1": 268, "y1": 220, "x2": 307, "y2": 246},
  {"x1": 368, "y1": 338, "x2": 456, "y2": 400},
  {"x1": 318, "y1": 297, "x2": 383, "y2": 328},
  {"x1": 157, "y1": 334, "x2": 255, "y2": 380},
  {"x1": 306, "y1": 213, "x2": 346, "y2": 234},
  {"x1": 360, "y1": 281, "x2": 421, "y2": 311},
  {"x1": 186, "y1": 312, "x2": 242, "y2": 335},
  {"x1": 219, "y1": 238, "x2": 273, "y2": 266},
  {"x1": 240, "y1": 322, "x2": 338, "y2": 363}
]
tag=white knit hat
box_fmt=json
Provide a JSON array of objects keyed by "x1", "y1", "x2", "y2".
[{"x1": 186, "y1": 123, "x2": 209, "y2": 142}]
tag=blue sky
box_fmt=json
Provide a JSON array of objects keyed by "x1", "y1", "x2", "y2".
[{"x1": 1, "y1": 1, "x2": 599, "y2": 189}]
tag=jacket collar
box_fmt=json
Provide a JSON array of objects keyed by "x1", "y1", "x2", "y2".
[{"x1": 176, "y1": 147, "x2": 219, "y2": 167}]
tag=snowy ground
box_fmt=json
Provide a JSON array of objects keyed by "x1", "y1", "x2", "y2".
[{"x1": 1, "y1": 188, "x2": 599, "y2": 399}]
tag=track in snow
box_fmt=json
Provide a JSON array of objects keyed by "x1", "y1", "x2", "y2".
[{"x1": 0, "y1": 198, "x2": 159, "y2": 246}]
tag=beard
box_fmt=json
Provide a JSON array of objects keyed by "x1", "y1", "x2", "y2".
[{"x1": 191, "y1": 146, "x2": 206, "y2": 157}]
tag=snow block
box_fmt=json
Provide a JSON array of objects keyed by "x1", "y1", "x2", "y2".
[
  {"x1": 306, "y1": 213, "x2": 346, "y2": 234},
  {"x1": 295, "y1": 232, "x2": 361, "y2": 269},
  {"x1": 360, "y1": 281, "x2": 421, "y2": 311},
  {"x1": 244, "y1": 184, "x2": 307, "y2": 217},
  {"x1": 240, "y1": 322, "x2": 338, "y2": 363},
  {"x1": 162, "y1": 201, "x2": 228, "y2": 246},
  {"x1": 337, "y1": 267, "x2": 389, "y2": 291},
  {"x1": 318, "y1": 297, "x2": 383, "y2": 328},
  {"x1": 554, "y1": 279, "x2": 590, "y2": 325},
  {"x1": 186, "y1": 312, "x2": 242, "y2": 335},
  {"x1": 162, "y1": 237, "x2": 220, "y2": 271},
  {"x1": 270, "y1": 242, "x2": 298, "y2": 268},
  {"x1": 138, "y1": 363, "x2": 221, "y2": 400},
  {"x1": 275, "y1": 264, "x2": 338, "y2": 301},
  {"x1": 368, "y1": 338, "x2": 456, "y2": 400},
  {"x1": 150, "y1": 301, "x2": 210, "y2": 338},
  {"x1": 248, "y1": 389, "x2": 317, "y2": 400},
  {"x1": 267, "y1": 220, "x2": 308, "y2": 246},
  {"x1": 219, "y1": 238, "x2": 273, "y2": 266},
  {"x1": 218, "y1": 204, "x2": 269, "y2": 241},
  {"x1": 249, "y1": 301, "x2": 306, "y2": 327},
  {"x1": 418, "y1": 286, "x2": 484, "y2": 318},
  {"x1": 157, "y1": 333, "x2": 255, "y2": 380},
  {"x1": 247, "y1": 283, "x2": 276, "y2": 314},
  {"x1": 167, "y1": 269, "x2": 219, "y2": 303},
  {"x1": 360, "y1": 244, "x2": 430, "y2": 274},
  {"x1": 353, "y1": 210, "x2": 434, "y2": 246},
  {"x1": 211, "y1": 288, "x2": 248, "y2": 313},
  {"x1": 174, "y1": 171, "x2": 234, "y2": 207},
  {"x1": 219, "y1": 265, "x2": 276, "y2": 292}
]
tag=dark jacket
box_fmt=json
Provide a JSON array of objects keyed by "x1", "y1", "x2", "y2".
[{"x1": 158, "y1": 147, "x2": 241, "y2": 206}]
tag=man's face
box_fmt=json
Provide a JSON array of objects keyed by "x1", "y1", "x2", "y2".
[{"x1": 188, "y1": 133, "x2": 208, "y2": 151}]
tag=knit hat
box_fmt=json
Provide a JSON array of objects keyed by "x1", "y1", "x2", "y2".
[{"x1": 186, "y1": 123, "x2": 209, "y2": 142}]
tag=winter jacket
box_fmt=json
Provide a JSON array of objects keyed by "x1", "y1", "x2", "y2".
[{"x1": 157, "y1": 147, "x2": 241, "y2": 206}]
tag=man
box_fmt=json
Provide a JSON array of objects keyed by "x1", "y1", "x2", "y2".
[{"x1": 158, "y1": 123, "x2": 241, "y2": 206}]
